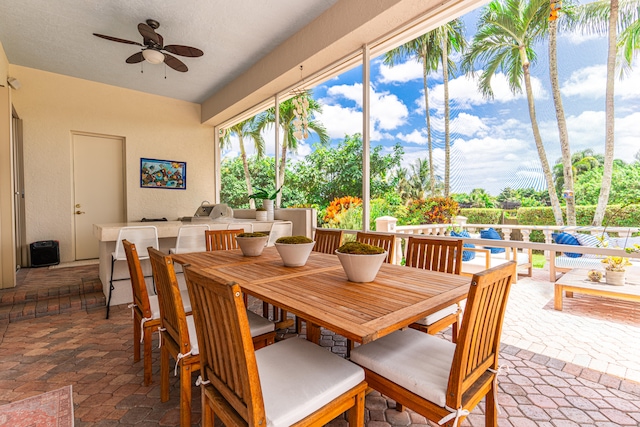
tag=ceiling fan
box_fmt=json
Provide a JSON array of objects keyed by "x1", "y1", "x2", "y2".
[{"x1": 93, "y1": 19, "x2": 203, "y2": 72}]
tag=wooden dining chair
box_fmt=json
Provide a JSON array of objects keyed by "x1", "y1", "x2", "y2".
[
  {"x1": 148, "y1": 247, "x2": 200, "y2": 427},
  {"x1": 183, "y1": 266, "x2": 367, "y2": 427},
  {"x1": 356, "y1": 231, "x2": 396, "y2": 264},
  {"x1": 405, "y1": 236, "x2": 463, "y2": 342},
  {"x1": 350, "y1": 261, "x2": 516, "y2": 427},
  {"x1": 204, "y1": 228, "x2": 243, "y2": 251},
  {"x1": 123, "y1": 240, "x2": 160, "y2": 386},
  {"x1": 313, "y1": 228, "x2": 343, "y2": 254}
]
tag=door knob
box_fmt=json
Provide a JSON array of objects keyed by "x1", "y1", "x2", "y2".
[
  {"x1": 75, "y1": 204, "x2": 81, "y2": 208},
  {"x1": 75, "y1": 210, "x2": 85, "y2": 215}
]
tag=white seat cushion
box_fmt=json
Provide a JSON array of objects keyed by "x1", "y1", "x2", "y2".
[
  {"x1": 255, "y1": 338, "x2": 364, "y2": 427},
  {"x1": 247, "y1": 311, "x2": 275, "y2": 337},
  {"x1": 185, "y1": 315, "x2": 200, "y2": 356},
  {"x1": 414, "y1": 304, "x2": 458, "y2": 326},
  {"x1": 350, "y1": 328, "x2": 454, "y2": 408}
]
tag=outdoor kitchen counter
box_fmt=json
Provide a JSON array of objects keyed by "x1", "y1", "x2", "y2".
[{"x1": 93, "y1": 219, "x2": 292, "y2": 307}]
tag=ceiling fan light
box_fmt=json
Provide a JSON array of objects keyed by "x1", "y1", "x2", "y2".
[{"x1": 142, "y1": 49, "x2": 164, "y2": 64}]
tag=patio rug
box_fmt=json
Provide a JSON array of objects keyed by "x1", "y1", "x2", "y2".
[{"x1": 0, "y1": 386, "x2": 74, "y2": 427}]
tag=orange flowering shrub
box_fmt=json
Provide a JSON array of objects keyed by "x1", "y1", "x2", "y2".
[
  {"x1": 323, "y1": 196, "x2": 362, "y2": 227},
  {"x1": 406, "y1": 197, "x2": 459, "y2": 225}
]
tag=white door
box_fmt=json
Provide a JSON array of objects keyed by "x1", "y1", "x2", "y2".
[{"x1": 73, "y1": 133, "x2": 125, "y2": 260}]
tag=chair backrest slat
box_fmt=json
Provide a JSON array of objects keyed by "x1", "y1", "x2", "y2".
[
  {"x1": 313, "y1": 229, "x2": 343, "y2": 254},
  {"x1": 446, "y1": 261, "x2": 515, "y2": 409},
  {"x1": 122, "y1": 240, "x2": 152, "y2": 318},
  {"x1": 405, "y1": 237, "x2": 462, "y2": 274},
  {"x1": 205, "y1": 229, "x2": 243, "y2": 251},
  {"x1": 184, "y1": 266, "x2": 266, "y2": 425},
  {"x1": 355, "y1": 232, "x2": 395, "y2": 263},
  {"x1": 148, "y1": 248, "x2": 191, "y2": 351}
]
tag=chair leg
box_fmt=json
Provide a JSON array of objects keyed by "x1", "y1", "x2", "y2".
[
  {"x1": 451, "y1": 318, "x2": 459, "y2": 344},
  {"x1": 180, "y1": 363, "x2": 192, "y2": 427},
  {"x1": 160, "y1": 346, "x2": 170, "y2": 401},
  {"x1": 202, "y1": 386, "x2": 213, "y2": 427},
  {"x1": 133, "y1": 313, "x2": 141, "y2": 363},
  {"x1": 106, "y1": 256, "x2": 115, "y2": 319},
  {"x1": 485, "y1": 382, "x2": 498, "y2": 427},
  {"x1": 142, "y1": 324, "x2": 153, "y2": 386},
  {"x1": 346, "y1": 388, "x2": 365, "y2": 426}
]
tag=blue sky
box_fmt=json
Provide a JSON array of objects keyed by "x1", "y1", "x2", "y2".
[{"x1": 223, "y1": 4, "x2": 640, "y2": 196}]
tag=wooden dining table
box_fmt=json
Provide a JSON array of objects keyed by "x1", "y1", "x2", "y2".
[{"x1": 171, "y1": 247, "x2": 471, "y2": 345}]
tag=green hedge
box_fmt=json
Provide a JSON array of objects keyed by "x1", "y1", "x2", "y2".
[
  {"x1": 517, "y1": 204, "x2": 640, "y2": 242},
  {"x1": 459, "y1": 208, "x2": 503, "y2": 224}
]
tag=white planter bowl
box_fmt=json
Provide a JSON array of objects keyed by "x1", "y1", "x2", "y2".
[
  {"x1": 236, "y1": 235, "x2": 269, "y2": 257},
  {"x1": 335, "y1": 250, "x2": 388, "y2": 283},
  {"x1": 274, "y1": 242, "x2": 315, "y2": 267},
  {"x1": 606, "y1": 270, "x2": 625, "y2": 286}
]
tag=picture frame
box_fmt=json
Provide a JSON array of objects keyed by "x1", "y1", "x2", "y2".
[{"x1": 140, "y1": 158, "x2": 186, "y2": 190}]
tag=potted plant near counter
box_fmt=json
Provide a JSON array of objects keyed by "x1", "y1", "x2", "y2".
[
  {"x1": 274, "y1": 235, "x2": 315, "y2": 267},
  {"x1": 249, "y1": 186, "x2": 282, "y2": 221},
  {"x1": 255, "y1": 207, "x2": 268, "y2": 221},
  {"x1": 335, "y1": 242, "x2": 387, "y2": 283},
  {"x1": 236, "y1": 232, "x2": 269, "y2": 257}
]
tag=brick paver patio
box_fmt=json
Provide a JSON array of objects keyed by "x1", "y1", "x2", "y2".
[{"x1": 0, "y1": 264, "x2": 638, "y2": 426}]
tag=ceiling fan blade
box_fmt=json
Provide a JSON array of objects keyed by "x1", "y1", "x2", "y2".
[
  {"x1": 93, "y1": 33, "x2": 142, "y2": 46},
  {"x1": 163, "y1": 53, "x2": 188, "y2": 72},
  {"x1": 125, "y1": 52, "x2": 144, "y2": 64},
  {"x1": 138, "y1": 23, "x2": 160, "y2": 45},
  {"x1": 163, "y1": 45, "x2": 204, "y2": 57}
]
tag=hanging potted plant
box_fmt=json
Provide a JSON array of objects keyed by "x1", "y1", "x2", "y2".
[
  {"x1": 249, "y1": 186, "x2": 282, "y2": 221},
  {"x1": 236, "y1": 232, "x2": 269, "y2": 257},
  {"x1": 274, "y1": 235, "x2": 315, "y2": 267},
  {"x1": 335, "y1": 242, "x2": 387, "y2": 283},
  {"x1": 601, "y1": 256, "x2": 631, "y2": 286}
]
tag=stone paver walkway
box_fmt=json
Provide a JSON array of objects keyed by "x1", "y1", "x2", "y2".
[{"x1": 501, "y1": 269, "x2": 640, "y2": 383}]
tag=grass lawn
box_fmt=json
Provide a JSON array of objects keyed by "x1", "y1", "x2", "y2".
[{"x1": 532, "y1": 253, "x2": 546, "y2": 269}]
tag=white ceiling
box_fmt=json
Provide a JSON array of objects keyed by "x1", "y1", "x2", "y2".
[{"x1": 0, "y1": 0, "x2": 338, "y2": 103}]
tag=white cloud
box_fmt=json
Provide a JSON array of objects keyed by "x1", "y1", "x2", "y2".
[
  {"x1": 561, "y1": 30, "x2": 602, "y2": 45},
  {"x1": 431, "y1": 112, "x2": 490, "y2": 137},
  {"x1": 416, "y1": 71, "x2": 547, "y2": 115},
  {"x1": 378, "y1": 60, "x2": 425, "y2": 84},
  {"x1": 318, "y1": 83, "x2": 409, "y2": 139},
  {"x1": 396, "y1": 129, "x2": 428, "y2": 145},
  {"x1": 562, "y1": 64, "x2": 640, "y2": 100}
]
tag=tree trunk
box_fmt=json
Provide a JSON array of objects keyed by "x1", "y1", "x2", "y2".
[
  {"x1": 277, "y1": 133, "x2": 288, "y2": 208},
  {"x1": 421, "y1": 59, "x2": 435, "y2": 196},
  {"x1": 521, "y1": 47, "x2": 564, "y2": 225},
  {"x1": 442, "y1": 32, "x2": 451, "y2": 198},
  {"x1": 593, "y1": 0, "x2": 618, "y2": 226},
  {"x1": 239, "y1": 136, "x2": 255, "y2": 209},
  {"x1": 549, "y1": 18, "x2": 575, "y2": 225}
]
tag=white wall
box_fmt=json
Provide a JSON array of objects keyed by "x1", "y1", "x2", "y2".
[{"x1": 9, "y1": 65, "x2": 214, "y2": 263}]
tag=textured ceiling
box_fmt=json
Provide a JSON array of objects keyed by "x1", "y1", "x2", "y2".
[{"x1": 0, "y1": 0, "x2": 338, "y2": 103}]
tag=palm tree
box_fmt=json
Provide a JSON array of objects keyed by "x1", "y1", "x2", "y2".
[
  {"x1": 548, "y1": 0, "x2": 577, "y2": 225},
  {"x1": 383, "y1": 34, "x2": 440, "y2": 196},
  {"x1": 256, "y1": 92, "x2": 329, "y2": 207},
  {"x1": 436, "y1": 20, "x2": 467, "y2": 197},
  {"x1": 383, "y1": 20, "x2": 466, "y2": 198},
  {"x1": 462, "y1": 0, "x2": 565, "y2": 226},
  {"x1": 570, "y1": 0, "x2": 640, "y2": 225},
  {"x1": 553, "y1": 149, "x2": 602, "y2": 193},
  {"x1": 219, "y1": 117, "x2": 265, "y2": 209}
]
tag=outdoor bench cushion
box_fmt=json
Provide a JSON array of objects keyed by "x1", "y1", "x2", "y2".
[
  {"x1": 552, "y1": 232, "x2": 581, "y2": 258},
  {"x1": 480, "y1": 228, "x2": 505, "y2": 253}
]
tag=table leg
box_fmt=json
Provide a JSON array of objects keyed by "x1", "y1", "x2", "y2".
[
  {"x1": 554, "y1": 284, "x2": 563, "y2": 311},
  {"x1": 307, "y1": 322, "x2": 321, "y2": 344}
]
